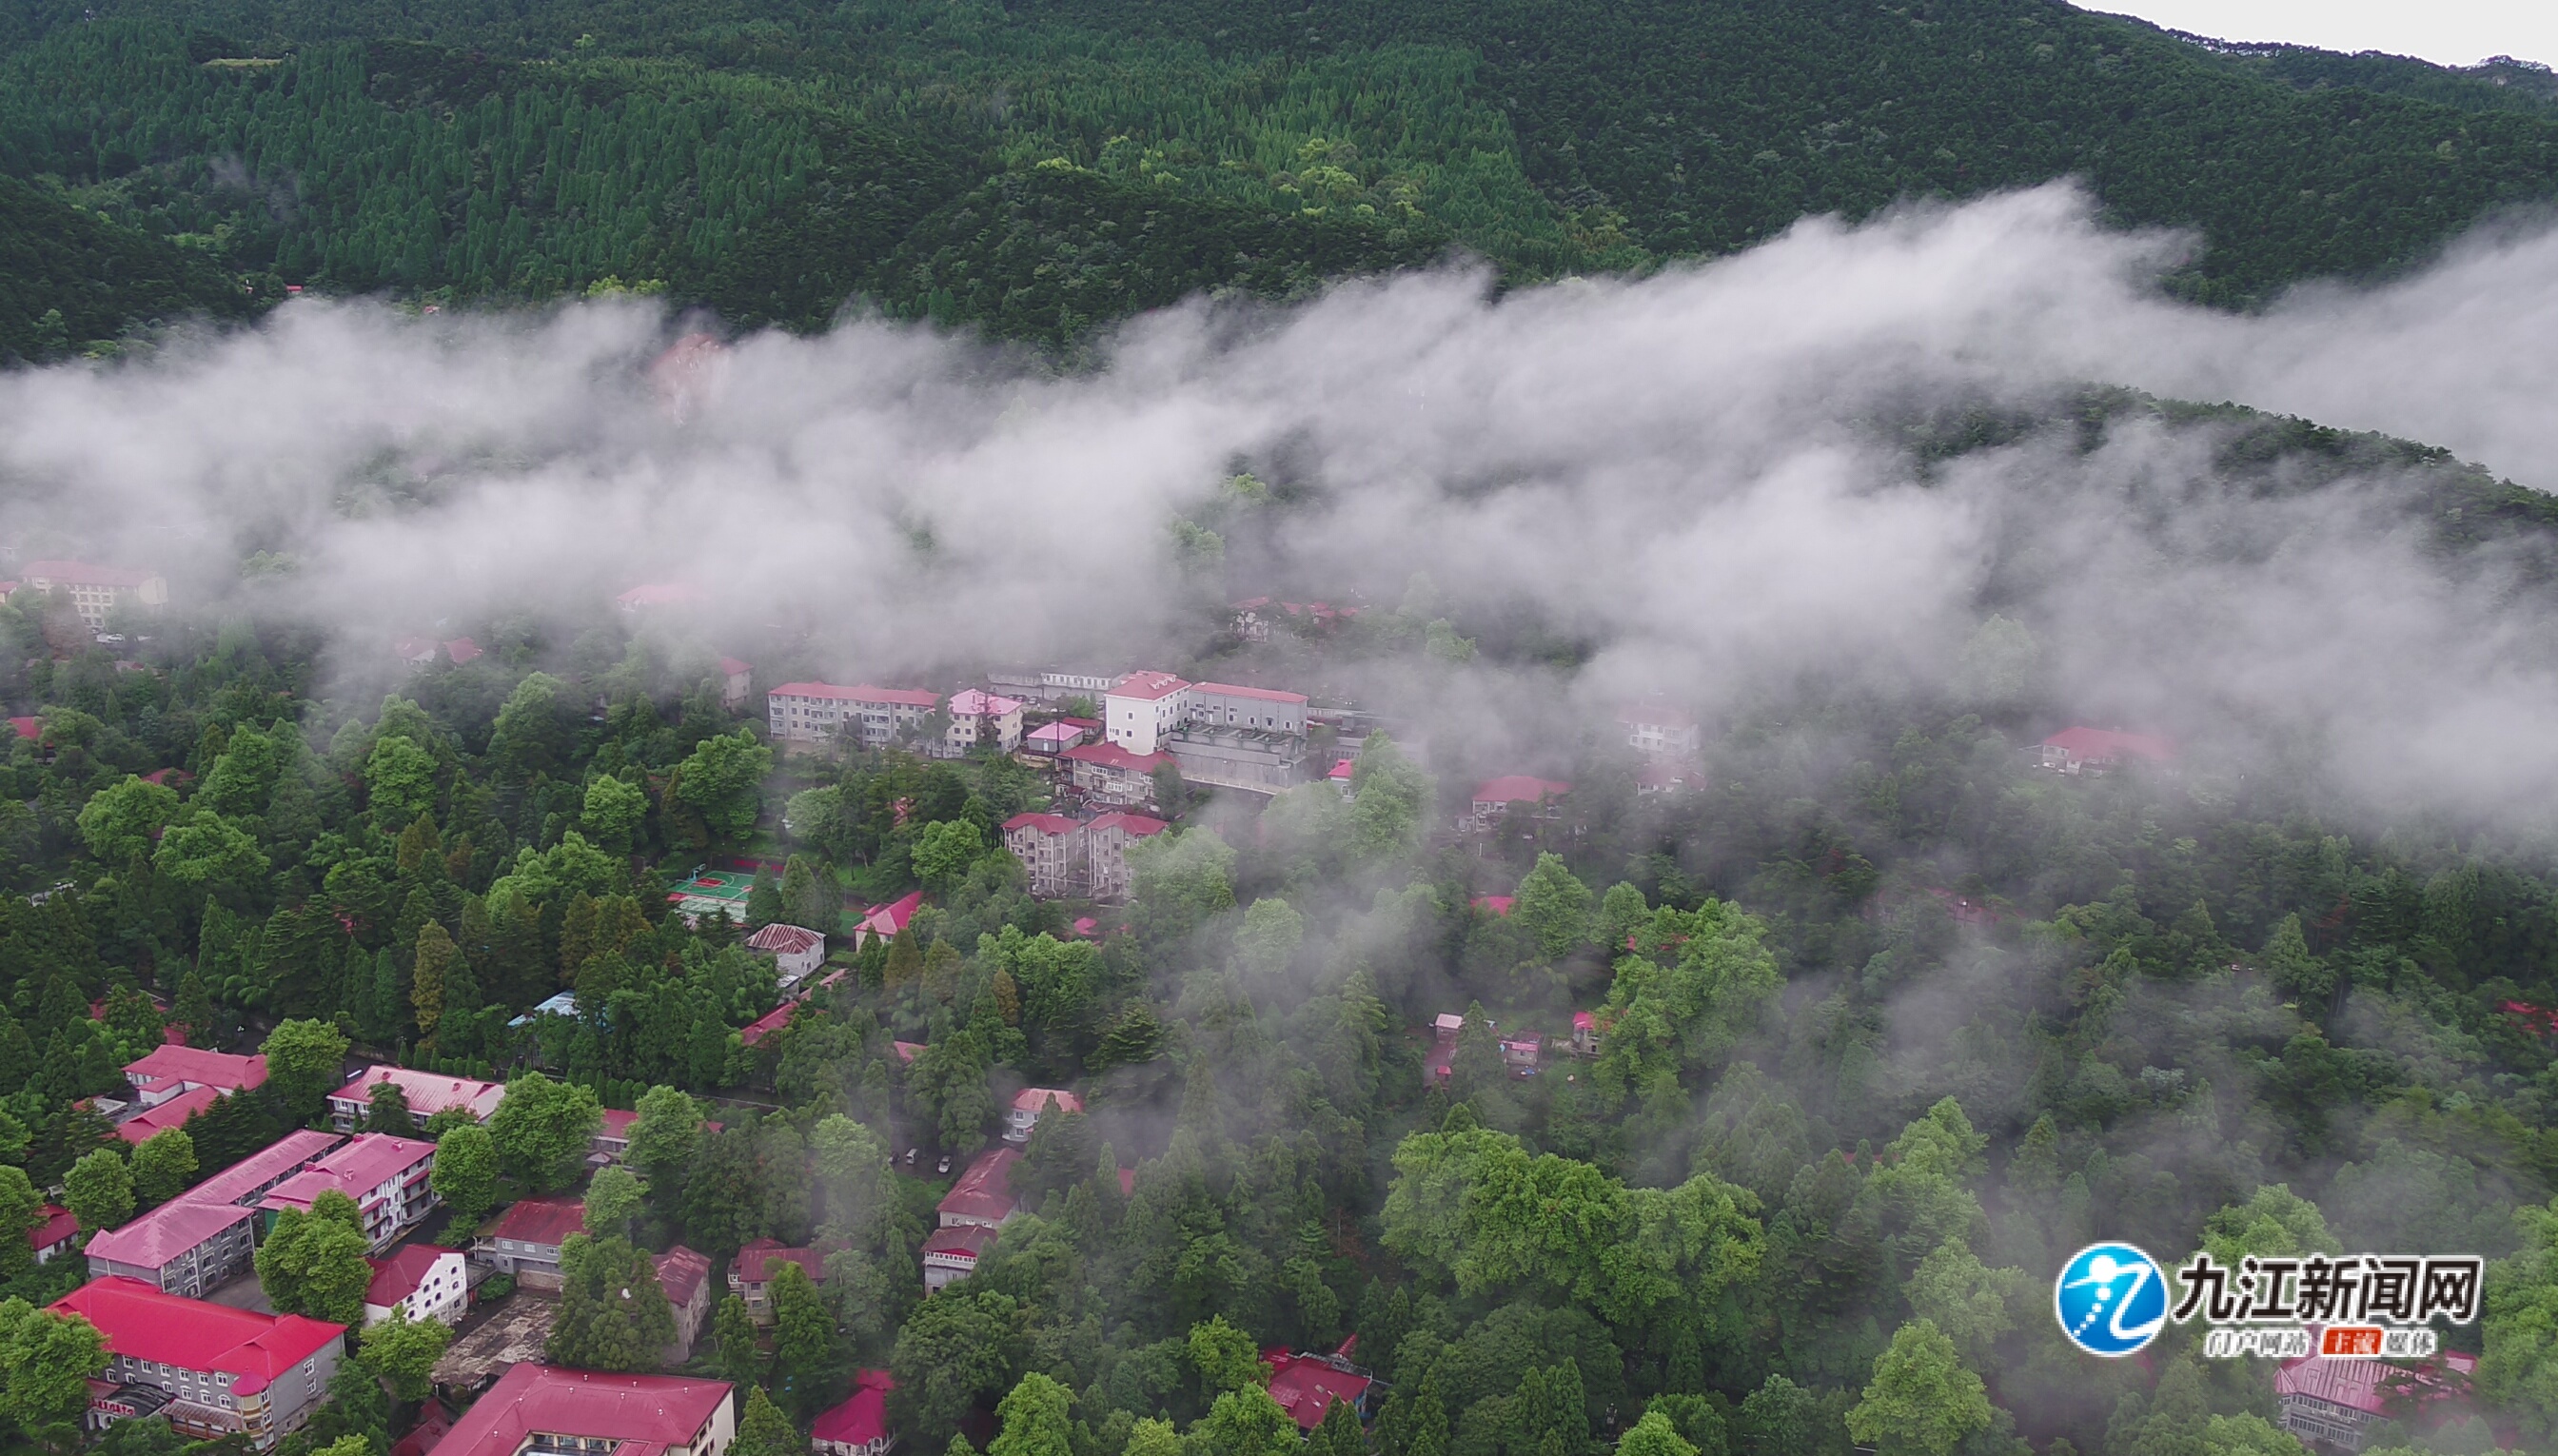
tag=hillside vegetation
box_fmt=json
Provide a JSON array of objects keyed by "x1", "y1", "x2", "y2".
[{"x1": 1, "y1": 0, "x2": 2556, "y2": 341}]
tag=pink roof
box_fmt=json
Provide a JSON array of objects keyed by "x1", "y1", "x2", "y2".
[
  {"x1": 1063, "y1": 743, "x2": 1171, "y2": 774},
  {"x1": 1086, "y1": 811, "x2": 1169, "y2": 837},
  {"x1": 1012, "y1": 1088, "x2": 1083, "y2": 1115},
  {"x1": 1003, "y1": 813, "x2": 1081, "y2": 836},
  {"x1": 1572, "y1": 1011, "x2": 1596, "y2": 1031},
  {"x1": 859, "y1": 891, "x2": 926, "y2": 939},
  {"x1": 8, "y1": 717, "x2": 38, "y2": 739},
  {"x1": 1471, "y1": 895, "x2": 1514, "y2": 916},
  {"x1": 126, "y1": 1045, "x2": 267, "y2": 1092},
  {"x1": 32, "y1": 1203, "x2": 78, "y2": 1251},
  {"x1": 744, "y1": 923, "x2": 824, "y2": 956},
  {"x1": 853, "y1": 684, "x2": 940, "y2": 708},
  {"x1": 1072, "y1": 917, "x2": 1099, "y2": 938},
  {"x1": 1192, "y1": 681, "x2": 1309, "y2": 705},
  {"x1": 443, "y1": 638, "x2": 482, "y2": 665},
  {"x1": 919, "y1": 1226, "x2": 993, "y2": 1258},
  {"x1": 260, "y1": 1133, "x2": 436, "y2": 1215},
  {"x1": 654, "y1": 1246, "x2": 712, "y2": 1307},
  {"x1": 2273, "y1": 1347, "x2": 2476, "y2": 1417},
  {"x1": 52, "y1": 1277, "x2": 344, "y2": 1394},
  {"x1": 1118, "y1": 1167, "x2": 1136, "y2": 1196},
  {"x1": 332, "y1": 1066, "x2": 506, "y2": 1120},
  {"x1": 616, "y1": 583, "x2": 705, "y2": 608},
  {"x1": 2040, "y1": 726, "x2": 2174, "y2": 762},
  {"x1": 891, "y1": 1041, "x2": 925, "y2": 1063},
  {"x1": 394, "y1": 1400, "x2": 454, "y2": 1456},
  {"x1": 1110, "y1": 671, "x2": 1190, "y2": 702},
  {"x1": 187, "y1": 1131, "x2": 344, "y2": 1207},
  {"x1": 366, "y1": 1245, "x2": 458, "y2": 1307},
  {"x1": 770, "y1": 681, "x2": 864, "y2": 700},
  {"x1": 598, "y1": 1108, "x2": 640, "y2": 1142},
  {"x1": 937, "y1": 1147, "x2": 1023, "y2": 1224},
  {"x1": 733, "y1": 1239, "x2": 829, "y2": 1286},
  {"x1": 811, "y1": 1370, "x2": 896, "y2": 1448},
  {"x1": 1267, "y1": 1361, "x2": 1372, "y2": 1431},
  {"x1": 1328, "y1": 758, "x2": 1355, "y2": 780},
  {"x1": 116, "y1": 1086, "x2": 222, "y2": 1143},
  {"x1": 1471, "y1": 776, "x2": 1570, "y2": 805},
  {"x1": 84, "y1": 1199, "x2": 255, "y2": 1268},
  {"x1": 481, "y1": 1196, "x2": 586, "y2": 1248},
  {"x1": 26, "y1": 559, "x2": 155, "y2": 588},
  {"x1": 433, "y1": 1362, "x2": 734, "y2": 1456},
  {"x1": 1026, "y1": 721, "x2": 1087, "y2": 744},
  {"x1": 739, "y1": 1003, "x2": 797, "y2": 1047},
  {"x1": 718, "y1": 657, "x2": 751, "y2": 676},
  {"x1": 948, "y1": 690, "x2": 1024, "y2": 717}
]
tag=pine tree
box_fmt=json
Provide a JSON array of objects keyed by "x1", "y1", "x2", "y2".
[
  {"x1": 172, "y1": 970, "x2": 216, "y2": 1049},
  {"x1": 547, "y1": 1234, "x2": 676, "y2": 1372},
  {"x1": 561, "y1": 892, "x2": 600, "y2": 987},
  {"x1": 713, "y1": 1293, "x2": 762, "y2": 1387},
  {"x1": 413, "y1": 922, "x2": 456, "y2": 1042},
  {"x1": 735, "y1": 1387, "x2": 799, "y2": 1456}
]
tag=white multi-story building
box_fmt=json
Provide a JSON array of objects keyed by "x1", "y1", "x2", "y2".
[
  {"x1": 1616, "y1": 701, "x2": 1702, "y2": 759},
  {"x1": 1188, "y1": 682, "x2": 1309, "y2": 736},
  {"x1": 22, "y1": 560, "x2": 168, "y2": 629},
  {"x1": 430, "y1": 1364, "x2": 736, "y2": 1456},
  {"x1": 364, "y1": 1246, "x2": 468, "y2": 1326},
  {"x1": 767, "y1": 682, "x2": 863, "y2": 745},
  {"x1": 1002, "y1": 814, "x2": 1085, "y2": 898},
  {"x1": 1105, "y1": 672, "x2": 1190, "y2": 755},
  {"x1": 940, "y1": 690, "x2": 1026, "y2": 757},
  {"x1": 1086, "y1": 812, "x2": 1169, "y2": 900},
  {"x1": 852, "y1": 685, "x2": 942, "y2": 745}
]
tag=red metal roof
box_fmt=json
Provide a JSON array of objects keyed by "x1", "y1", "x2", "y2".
[
  {"x1": 443, "y1": 639, "x2": 482, "y2": 666},
  {"x1": 718, "y1": 658, "x2": 751, "y2": 677},
  {"x1": 1012, "y1": 1088, "x2": 1083, "y2": 1114},
  {"x1": 1064, "y1": 743, "x2": 1171, "y2": 774},
  {"x1": 84, "y1": 1199, "x2": 254, "y2": 1268},
  {"x1": 125, "y1": 1046, "x2": 267, "y2": 1092},
  {"x1": 858, "y1": 892, "x2": 926, "y2": 940},
  {"x1": 919, "y1": 1227, "x2": 992, "y2": 1258},
  {"x1": 948, "y1": 690, "x2": 1023, "y2": 717},
  {"x1": 1110, "y1": 671, "x2": 1190, "y2": 702},
  {"x1": 1328, "y1": 758, "x2": 1355, "y2": 780},
  {"x1": 1003, "y1": 813, "x2": 1081, "y2": 836},
  {"x1": 891, "y1": 1041, "x2": 924, "y2": 1063},
  {"x1": 1471, "y1": 776, "x2": 1570, "y2": 805},
  {"x1": 51, "y1": 1277, "x2": 344, "y2": 1394},
  {"x1": 654, "y1": 1246, "x2": 712, "y2": 1307},
  {"x1": 1471, "y1": 895, "x2": 1514, "y2": 916},
  {"x1": 31, "y1": 1203, "x2": 77, "y2": 1252},
  {"x1": 2040, "y1": 726, "x2": 2174, "y2": 762},
  {"x1": 1266, "y1": 1360, "x2": 1371, "y2": 1431},
  {"x1": 115, "y1": 1086, "x2": 221, "y2": 1144},
  {"x1": 1191, "y1": 681, "x2": 1309, "y2": 705},
  {"x1": 187, "y1": 1131, "x2": 344, "y2": 1207},
  {"x1": 744, "y1": 923, "x2": 824, "y2": 956},
  {"x1": 262, "y1": 1133, "x2": 436, "y2": 1215},
  {"x1": 732, "y1": 1238, "x2": 831, "y2": 1286},
  {"x1": 852, "y1": 684, "x2": 940, "y2": 708},
  {"x1": 1086, "y1": 811, "x2": 1168, "y2": 837},
  {"x1": 331, "y1": 1066, "x2": 505, "y2": 1120},
  {"x1": 2273, "y1": 1347, "x2": 2476, "y2": 1417},
  {"x1": 770, "y1": 681, "x2": 865, "y2": 700},
  {"x1": 481, "y1": 1196, "x2": 586, "y2": 1249},
  {"x1": 8, "y1": 716, "x2": 38, "y2": 739},
  {"x1": 433, "y1": 1362, "x2": 733, "y2": 1456},
  {"x1": 739, "y1": 1003, "x2": 797, "y2": 1047},
  {"x1": 936, "y1": 1148, "x2": 1022, "y2": 1225},
  {"x1": 810, "y1": 1369, "x2": 896, "y2": 1448},
  {"x1": 365, "y1": 1245, "x2": 459, "y2": 1307},
  {"x1": 393, "y1": 1400, "x2": 454, "y2": 1456},
  {"x1": 598, "y1": 1108, "x2": 640, "y2": 1141}
]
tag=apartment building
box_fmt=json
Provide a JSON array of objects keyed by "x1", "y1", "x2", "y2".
[
  {"x1": 431, "y1": 1363, "x2": 735, "y2": 1456},
  {"x1": 258, "y1": 1133, "x2": 440, "y2": 1250},
  {"x1": 23, "y1": 560, "x2": 168, "y2": 629},
  {"x1": 56, "y1": 1277, "x2": 344, "y2": 1449}
]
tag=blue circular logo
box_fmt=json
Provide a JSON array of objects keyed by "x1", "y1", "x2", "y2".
[{"x1": 2054, "y1": 1242, "x2": 2168, "y2": 1356}]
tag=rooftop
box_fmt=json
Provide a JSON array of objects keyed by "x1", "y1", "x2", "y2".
[
  {"x1": 1012, "y1": 1088, "x2": 1083, "y2": 1115},
  {"x1": 1025, "y1": 721, "x2": 1088, "y2": 745},
  {"x1": 937, "y1": 1147, "x2": 1023, "y2": 1225},
  {"x1": 334, "y1": 1066, "x2": 506, "y2": 1119},
  {"x1": 52, "y1": 1277, "x2": 344, "y2": 1394},
  {"x1": 429, "y1": 1295, "x2": 558, "y2": 1389},
  {"x1": 124, "y1": 1046, "x2": 267, "y2": 1092},
  {"x1": 367, "y1": 1245, "x2": 460, "y2": 1308},
  {"x1": 115, "y1": 1086, "x2": 222, "y2": 1144},
  {"x1": 852, "y1": 684, "x2": 941, "y2": 708},
  {"x1": 859, "y1": 891, "x2": 925, "y2": 939},
  {"x1": 739, "y1": 1003, "x2": 797, "y2": 1048},
  {"x1": 744, "y1": 924, "x2": 824, "y2": 956},
  {"x1": 83, "y1": 1199, "x2": 255, "y2": 1269},
  {"x1": 811, "y1": 1370, "x2": 896, "y2": 1449},
  {"x1": 31, "y1": 1203, "x2": 77, "y2": 1250},
  {"x1": 1265, "y1": 1357, "x2": 1372, "y2": 1432},
  {"x1": 1191, "y1": 681, "x2": 1309, "y2": 705},
  {"x1": 948, "y1": 689, "x2": 1024, "y2": 716},
  {"x1": 733, "y1": 1238, "x2": 830, "y2": 1286},
  {"x1": 654, "y1": 1246, "x2": 712, "y2": 1307},
  {"x1": 769, "y1": 680, "x2": 864, "y2": 701},
  {"x1": 432, "y1": 1362, "x2": 733, "y2": 1456},
  {"x1": 261, "y1": 1133, "x2": 437, "y2": 1215},
  {"x1": 1062, "y1": 743, "x2": 1171, "y2": 775},
  {"x1": 1003, "y1": 813, "x2": 1081, "y2": 836},
  {"x1": 481, "y1": 1196, "x2": 586, "y2": 1249},
  {"x1": 919, "y1": 1226, "x2": 993, "y2": 1258},
  {"x1": 1086, "y1": 811, "x2": 1170, "y2": 838},
  {"x1": 187, "y1": 1131, "x2": 346, "y2": 1207},
  {"x1": 1110, "y1": 671, "x2": 1190, "y2": 702},
  {"x1": 598, "y1": 1108, "x2": 640, "y2": 1143}
]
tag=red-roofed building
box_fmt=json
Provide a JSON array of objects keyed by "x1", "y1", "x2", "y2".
[
  {"x1": 23, "y1": 561, "x2": 168, "y2": 628},
  {"x1": 718, "y1": 659, "x2": 752, "y2": 710},
  {"x1": 1470, "y1": 895, "x2": 1513, "y2": 916},
  {"x1": 729, "y1": 1239, "x2": 832, "y2": 1323},
  {"x1": 393, "y1": 1400, "x2": 454, "y2": 1456},
  {"x1": 365, "y1": 1246, "x2": 468, "y2": 1327},
  {"x1": 655, "y1": 1246, "x2": 715, "y2": 1364},
  {"x1": 1085, "y1": 811, "x2": 1168, "y2": 901},
  {"x1": 936, "y1": 1148, "x2": 1022, "y2": 1230},
  {"x1": 836, "y1": 686, "x2": 943, "y2": 747},
  {"x1": 1468, "y1": 777, "x2": 1570, "y2": 831},
  {"x1": 739, "y1": 1002, "x2": 798, "y2": 1049},
  {"x1": 443, "y1": 639, "x2": 482, "y2": 667},
  {"x1": 1022, "y1": 720, "x2": 1090, "y2": 758},
  {"x1": 474, "y1": 1197, "x2": 586, "y2": 1289},
  {"x1": 1262, "y1": 1351, "x2": 1374, "y2": 1433},
  {"x1": 123, "y1": 1046, "x2": 266, "y2": 1105},
  {"x1": 429, "y1": 1362, "x2": 735, "y2": 1456},
  {"x1": 812, "y1": 1369, "x2": 897, "y2": 1456},
  {"x1": 1569, "y1": 1011, "x2": 1601, "y2": 1057},
  {"x1": 1188, "y1": 683, "x2": 1309, "y2": 736},
  {"x1": 1500, "y1": 1035, "x2": 1542, "y2": 1077},
  {"x1": 1105, "y1": 673, "x2": 1191, "y2": 761},
  {"x1": 260, "y1": 1133, "x2": 439, "y2": 1249},
  {"x1": 2273, "y1": 1347, "x2": 2476, "y2": 1450},
  {"x1": 328, "y1": 1067, "x2": 505, "y2": 1131},
  {"x1": 113, "y1": 1086, "x2": 223, "y2": 1145},
  {"x1": 1063, "y1": 742, "x2": 1171, "y2": 809},
  {"x1": 1002, "y1": 813, "x2": 1086, "y2": 898},
  {"x1": 10, "y1": 715, "x2": 41, "y2": 740},
  {"x1": 594, "y1": 1108, "x2": 642, "y2": 1162},
  {"x1": 31, "y1": 1203, "x2": 78, "y2": 1263},
  {"x1": 53, "y1": 1276, "x2": 345, "y2": 1447},
  {"x1": 2037, "y1": 727, "x2": 2174, "y2": 776},
  {"x1": 744, "y1": 923, "x2": 828, "y2": 986},
  {"x1": 891, "y1": 1041, "x2": 925, "y2": 1064},
  {"x1": 940, "y1": 691, "x2": 1026, "y2": 758},
  {"x1": 1004, "y1": 1089, "x2": 1083, "y2": 1144},
  {"x1": 1328, "y1": 758, "x2": 1356, "y2": 798},
  {"x1": 919, "y1": 1226, "x2": 994, "y2": 1294},
  {"x1": 855, "y1": 892, "x2": 925, "y2": 950},
  {"x1": 88, "y1": 1131, "x2": 347, "y2": 1295},
  {"x1": 767, "y1": 682, "x2": 865, "y2": 745}
]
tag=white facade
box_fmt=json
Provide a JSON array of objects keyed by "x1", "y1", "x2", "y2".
[
  {"x1": 365, "y1": 1249, "x2": 468, "y2": 1327},
  {"x1": 768, "y1": 683, "x2": 863, "y2": 745},
  {"x1": 1105, "y1": 673, "x2": 1190, "y2": 755}
]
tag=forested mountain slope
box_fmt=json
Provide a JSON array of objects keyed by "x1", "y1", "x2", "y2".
[{"x1": 1, "y1": 0, "x2": 2556, "y2": 342}]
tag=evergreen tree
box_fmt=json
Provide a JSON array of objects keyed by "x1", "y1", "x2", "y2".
[
  {"x1": 713, "y1": 1294, "x2": 763, "y2": 1387},
  {"x1": 547, "y1": 1233, "x2": 676, "y2": 1372},
  {"x1": 735, "y1": 1387, "x2": 799, "y2": 1456}
]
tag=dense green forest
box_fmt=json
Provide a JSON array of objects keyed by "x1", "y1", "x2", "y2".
[
  {"x1": 3, "y1": 403, "x2": 2558, "y2": 1456},
  {"x1": 3, "y1": 0, "x2": 2558, "y2": 353}
]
